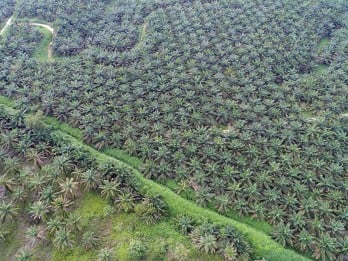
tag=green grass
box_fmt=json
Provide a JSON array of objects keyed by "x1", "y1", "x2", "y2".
[
  {"x1": 33, "y1": 26, "x2": 53, "y2": 61},
  {"x1": 53, "y1": 192, "x2": 220, "y2": 261},
  {"x1": 0, "y1": 220, "x2": 22, "y2": 258},
  {"x1": 0, "y1": 95, "x2": 15, "y2": 107},
  {"x1": 43, "y1": 116, "x2": 83, "y2": 140},
  {"x1": 312, "y1": 37, "x2": 330, "y2": 75},
  {"x1": 314, "y1": 63, "x2": 329, "y2": 74},
  {"x1": 103, "y1": 148, "x2": 143, "y2": 169},
  {"x1": 165, "y1": 179, "x2": 273, "y2": 235},
  {"x1": 318, "y1": 37, "x2": 329, "y2": 51},
  {"x1": 224, "y1": 209, "x2": 273, "y2": 235}
]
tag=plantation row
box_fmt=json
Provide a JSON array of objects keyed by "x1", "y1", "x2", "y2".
[{"x1": 0, "y1": 0, "x2": 347, "y2": 260}]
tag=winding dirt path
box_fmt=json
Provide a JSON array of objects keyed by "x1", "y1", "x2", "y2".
[
  {"x1": 140, "y1": 22, "x2": 148, "y2": 41},
  {"x1": 0, "y1": 16, "x2": 14, "y2": 36},
  {"x1": 30, "y1": 23, "x2": 54, "y2": 59},
  {"x1": 1, "y1": 17, "x2": 55, "y2": 59}
]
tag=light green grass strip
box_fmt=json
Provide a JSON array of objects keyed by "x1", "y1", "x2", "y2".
[
  {"x1": 42, "y1": 116, "x2": 83, "y2": 140},
  {"x1": 103, "y1": 148, "x2": 143, "y2": 169},
  {"x1": 0, "y1": 99, "x2": 311, "y2": 261},
  {"x1": 33, "y1": 26, "x2": 53, "y2": 61},
  {"x1": 0, "y1": 95, "x2": 15, "y2": 107}
]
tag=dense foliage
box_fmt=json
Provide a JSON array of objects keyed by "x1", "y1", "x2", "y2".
[
  {"x1": 0, "y1": 0, "x2": 15, "y2": 25},
  {"x1": 0, "y1": 0, "x2": 347, "y2": 260},
  {"x1": 0, "y1": 107, "x2": 140, "y2": 246},
  {"x1": 0, "y1": 106, "x2": 251, "y2": 260}
]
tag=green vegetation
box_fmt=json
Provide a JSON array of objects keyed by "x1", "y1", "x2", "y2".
[
  {"x1": 0, "y1": 102, "x2": 308, "y2": 260},
  {"x1": 0, "y1": 0, "x2": 347, "y2": 260},
  {"x1": 0, "y1": 0, "x2": 15, "y2": 25},
  {"x1": 32, "y1": 26, "x2": 53, "y2": 61},
  {"x1": 103, "y1": 148, "x2": 143, "y2": 170},
  {"x1": 318, "y1": 37, "x2": 330, "y2": 51},
  {"x1": 43, "y1": 116, "x2": 83, "y2": 140},
  {"x1": 53, "y1": 192, "x2": 219, "y2": 261}
]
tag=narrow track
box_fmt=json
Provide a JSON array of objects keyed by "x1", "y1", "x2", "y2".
[
  {"x1": 0, "y1": 17, "x2": 55, "y2": 59},
  {"x1": 0, "y1": 16, "x2": 13, "y2": 35},
  {"x1": 29, "y1": 22, "x2": 54, "y2": 59}
]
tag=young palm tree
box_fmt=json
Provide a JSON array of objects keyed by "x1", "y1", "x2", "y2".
[
  {"x1": 175, "y1": 215, "x2": 194, "y2": 235},
  {"x1": 0, "y1": 130, "x2": 19, "y2": 151},
  {"x1": 40, "y1": 185, "x2": 57, "y2": 204},
  {"x1": 47, "y1": 217, "x2": 65, "y2": 236},
  {"x1": 53, "y1": 228, "x2": 74, "y2": 250},
  {"x1": 52, "y1": 155, "x2": 74, "y2": 176},
  {"x1": 0, "y1": 201, "x2": 18, "y2": 223},
  {"x1": 81, "y1": 231, "x2": 99, "y2": 250},
  {"x1": 3, "y1": 157, "x2": 21, "y2": 176},
  {"x1": 15, "y1": 248, "x2": 32, "y2": 261},
  {"x1": 0, "y1": 226, "x2": 9, "y2": 242},
  {"x1": 12, "y1": 187, "x2": 27, "y2": 203},
  {"x1": 29, "y1": 201, "x2": 49, "y2": 223},
  {"x1": 197, "y1": 233, "x2": 218, "y2": 254},
  {"x1": 222, "y1": 243, "x2": 238, "y2": 261},
  {"x1": 114, "y1": 191, "x2": 135, "y2": 213},
  {"x1": 28, "y1": 174, "x2": 47, "y2": 196},
  {"x1": 97, "y1": 247, "x2": 114, "y2": 261},
  {"x1": 273, "y1": 223, "x2": 294, "y2": 247},
  {"x1": 0, "y1": 174, "x2": 16, "y2": 193},
  {"x1": 51, "y1": 196, "x2": 72, "y2": 217},
  {"x1": 214, "y1": 194, "x2": 230, "y2": 214},
  {"x1": 80, "y1": 168, "x2": 102, "y2": 191},
  {"x1": 25, "y1": 225, "x2": 46, "y2": 245},
  {"x1": 312, "y1": 233, "x2": 338, "y2": 261},
  {"x1": 59, "y1": 177, "x2": 79, "y2": 199},
  {"x1": 99, "y1": 179, "x2": 120, "y2": 201},
  {"x1": 25, "y1": 148, "x2": 46, "y2": 169}
]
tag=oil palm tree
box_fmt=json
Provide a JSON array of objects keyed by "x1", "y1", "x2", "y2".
[
  {"x1": 80, "y1": 168, "x2": 102, "y2": 191},
  {"x1": 53, "y1": 228, "x2": 74, "y2": 250},
  {"x1": 29, "y1": 201, "x2": 49, "y2": 223},
  {"x1": 99, "y1": 179, "x2": 120, "y2": 201},
  {"x1": 0, "y1": 201, "x2": 18, "y2": 223},
  {"x1": 59, "y1": 177, "x2": 79, "y2": 199},
  {"x1": 273, "y1": 223, "x2": 294, "y2": 247},
  {"x1": 65, "y1": 212, "x2": 82, "y2": 233},
  {"x1": 51, "y1": 196, "x2": 72, "y2": 217},
  {"x1": 0, "y1": 174, "x2": 16, "y2": 193},
  {"x1": 114, "y1": 191, "x2": 135, "y2": 213},
  {"x1": 297, "y1": 229, "x2": 314, "y2": 252},
  {"x1": 97, "y1": 248, "x2": 114, "y2": 261},
  {"x1": 47, "y1": 217, "x2": 65, "y2": 236},
  {"x1": 312, "y1": 233, "x2": 338, "y2": 261},
  {"x1": 197, "y1": 233, "x2": 218, "y2": 254}
]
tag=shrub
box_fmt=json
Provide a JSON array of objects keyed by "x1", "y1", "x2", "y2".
[
  {"x1": 128, "y1": 240, "x2": 147, "y2": 261},
  {"x1": 97, "y1": 247, "x2": 114, "y2": 261},
  {"x1": 81, "y1": 231, "x2": 99, "y2": 250}
]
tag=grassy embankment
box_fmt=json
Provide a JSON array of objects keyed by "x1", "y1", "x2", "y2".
[{"x1": 0, "y1": 98, "x2": 311, "y2": 261}]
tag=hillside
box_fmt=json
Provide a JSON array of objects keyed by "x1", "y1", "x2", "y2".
[{"x1": 0, "y1": 0, "x2": 347, "y2": 260}]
